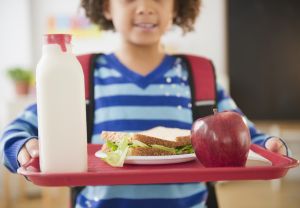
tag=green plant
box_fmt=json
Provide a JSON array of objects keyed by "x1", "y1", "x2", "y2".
[{"x1": 7, "y1": 67, "x2": 33, "y2": 82}]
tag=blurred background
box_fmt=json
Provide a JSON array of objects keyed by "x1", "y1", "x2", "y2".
[{"x1": 0, "y1": 0, "x2": 299, "y2": 207}]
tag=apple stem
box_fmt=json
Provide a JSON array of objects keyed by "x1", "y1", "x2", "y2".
[{"x1": 213, "y1": 108, "x2": 218, "y2": 114}]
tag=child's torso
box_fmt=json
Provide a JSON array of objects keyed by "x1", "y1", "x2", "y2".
[
  {"x1": 91, "y1": 53, "x2": 194, "y2": 143},
  {"x1": 77, "y1": 54, "x2": 207, "y2": 208}
]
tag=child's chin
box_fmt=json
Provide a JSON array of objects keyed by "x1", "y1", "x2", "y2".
[{"x1": 130, "y1": 37, "x2": 160, "y2": 46}]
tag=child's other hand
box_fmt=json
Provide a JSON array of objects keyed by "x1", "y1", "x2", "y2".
[
  {"x1": 264, "y1": 137, "x2": 287, "y2": 155},
  {"x1": 17, "y1": 138, "x2": 39, "y2": 166}
]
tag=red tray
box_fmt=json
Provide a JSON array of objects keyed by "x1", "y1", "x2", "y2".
[{"x1": 18, "y1": 144, "x2": 299, "y2": 187}]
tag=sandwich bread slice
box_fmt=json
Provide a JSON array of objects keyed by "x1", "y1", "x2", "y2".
[{"x1": 99, "y1": 126, "x2": 194, "y2": 167}]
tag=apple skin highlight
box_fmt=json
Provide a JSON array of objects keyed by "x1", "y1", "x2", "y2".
[{"x1": 191, "y1": 111, "x2": 251, "y2": 167}]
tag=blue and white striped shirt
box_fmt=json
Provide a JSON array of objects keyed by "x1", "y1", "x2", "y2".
[{"x1": 1, "y1": 54, "x2": 273, "y2": 208}]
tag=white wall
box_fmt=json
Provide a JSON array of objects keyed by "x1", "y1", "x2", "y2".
[
  {"x1": 0, "y1": 0, "x2": 32, "y2": 99},
  {"x1": 0, "y1": 0, "x2": 31, "y2": 194},
  {"x1": 30, "y1": 0, "x2": 83, "y2": 65},
  {"x1": 0, "y1": 0, "x2": 33, "y2": 130}
]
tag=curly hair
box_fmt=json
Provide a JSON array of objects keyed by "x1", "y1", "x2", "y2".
[{"x1": 81, "y1": 0, "x2": 201, "y2": 33}]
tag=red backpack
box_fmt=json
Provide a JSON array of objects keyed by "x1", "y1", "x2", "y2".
[
  {"x1": 77, "y1": 53, "x2": 217, "y2": 142},
  {"x1": 75, "y1": 53, "x2": 218, "y2": 208}
]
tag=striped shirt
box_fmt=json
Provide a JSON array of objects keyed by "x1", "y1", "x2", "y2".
[{"x1": 1, "y1": 53, "x2": 274, "y2": 208}]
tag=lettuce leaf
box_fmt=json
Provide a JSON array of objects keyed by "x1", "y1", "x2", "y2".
[
  {"x1": 175, "y1": 144, "x2": 194, "y2": 154},
  {"x1": 151, "y1": 144, "x2": 194, "y2": 154},
  {"x1": 130, "y1": 140, "x2": 149, "y2": 148},
  {"x1": 151, "y1": 144, "x2": 176, "y2": 154},
  {"x1": 106, "y1": 140, "x2": 118, "y2": 151},
  {"x1": 102, "y1": 136, "x2": 129, "y2": 167}
]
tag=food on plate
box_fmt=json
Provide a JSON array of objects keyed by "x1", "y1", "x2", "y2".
[
  {"x1": 191, "y1": 110, "x2": 251, "y2": 167},
  {"x1": 99, "y1": 126, "x2": 194, "y2": 167}
]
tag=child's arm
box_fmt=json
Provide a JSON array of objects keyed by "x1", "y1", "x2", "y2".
[
  {"x1": 0, "y1": 103, "x2": 39, "y2": 172},
  {"x1": 216, "y1": 83, "x2": 290, "y2": 156}
]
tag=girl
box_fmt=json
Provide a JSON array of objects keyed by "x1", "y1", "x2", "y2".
[{"x1": 1, "y1": 0, "x2": 289, "y2": 207}]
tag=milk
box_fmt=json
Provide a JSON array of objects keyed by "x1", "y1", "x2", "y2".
[{"x1": 36, "y1": 34, "x2": 87, "y2": 173}]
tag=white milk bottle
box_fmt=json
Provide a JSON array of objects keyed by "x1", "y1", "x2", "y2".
[{"x1": 36, "y1": 34, "x2": 87, "y2": 173}]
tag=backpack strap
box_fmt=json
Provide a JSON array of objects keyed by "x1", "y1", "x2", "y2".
[
  {"x1": 77, "y1": 53, "x2": 102, "y2": 143},
  {"x1": 77, "y1": 54, "x2": 94, "y2": 101},
  {"x1": 178, "y1": 54, "x2": 217, "y2": 120},
  {"x1": 178, "y1": 54, "x2": 219, "y2": 208}
]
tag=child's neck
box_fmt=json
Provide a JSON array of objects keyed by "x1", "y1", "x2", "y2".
[{"x1": 115, "y1": 41, "x2": 165, "y2": 76}]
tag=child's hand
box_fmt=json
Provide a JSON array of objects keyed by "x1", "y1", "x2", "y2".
[
  {"x1": 264, "y1": 137, "x2": 287, "y2": 155},
  {"x1": 17, "y1": 138, "x2": 39, "y2": 166}
]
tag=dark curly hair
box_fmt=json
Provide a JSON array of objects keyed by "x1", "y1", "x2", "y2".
[{"x1": 81, "y1": 0, "x2": 201, "y2": 33}]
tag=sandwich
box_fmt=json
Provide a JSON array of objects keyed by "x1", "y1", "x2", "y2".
[{"x1": 99, "y1": 126, "x2": 194, "y2": 167}]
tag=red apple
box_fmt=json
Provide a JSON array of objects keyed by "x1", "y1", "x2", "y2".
[{"x1": 191, "y1": 110, "x2": 251, "y2": 167}]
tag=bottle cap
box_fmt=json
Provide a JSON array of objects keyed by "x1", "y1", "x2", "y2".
[{"x1": 44, "y1": 34, "x2": 72, "y2": 52}]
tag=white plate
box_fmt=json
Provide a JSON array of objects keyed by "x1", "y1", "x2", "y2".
[
  {"x1": 125, "y1": 154, "x2": 196, "y2": 165},
  {"x1": 95, "y1": 150, "x2": 196, "y2": 165},
  {"x1": 95, "y1": 150, "x2": 272, "y2": 166}
]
